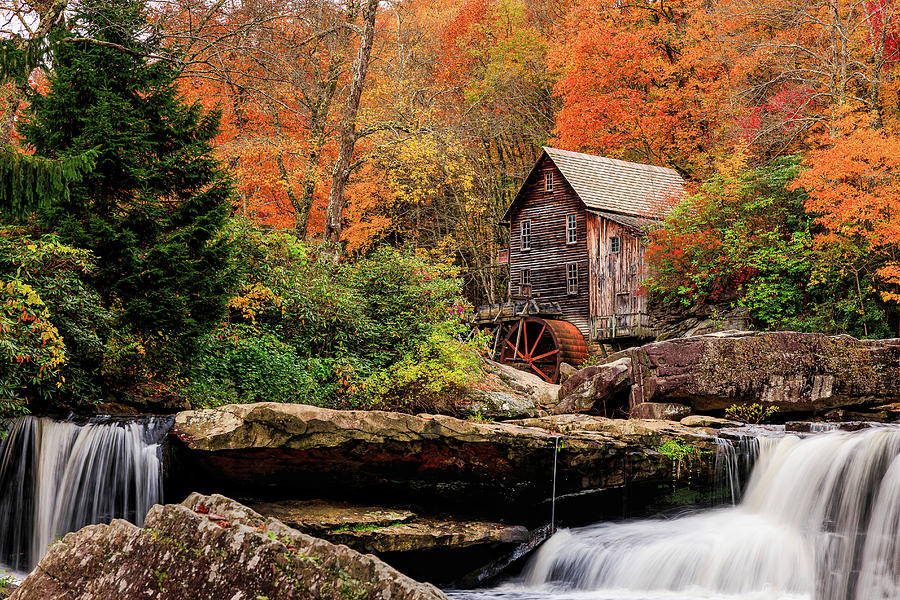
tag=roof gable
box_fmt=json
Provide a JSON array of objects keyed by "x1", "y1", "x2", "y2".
[{"x1": 503, "y1": 147, "x2": 685, "y2": 222}]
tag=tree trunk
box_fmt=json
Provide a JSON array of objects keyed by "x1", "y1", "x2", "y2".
[
  {"x1": 322, "y1": 0, "x2": 379, "y2": 261},
  {"x1": 294, "y1": 60, "x2": 340, "y2": 239},
  {"x1": 0, "y1": 0, "x2": 68, "y2": 144},
  {"x1": 0, "y1": 84, "x2": 25, "y2": 144}
]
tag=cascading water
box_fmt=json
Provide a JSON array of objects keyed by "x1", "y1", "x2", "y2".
[
  {"x1": 0, "y1": 415, "x2": 172, "y2": 573},
  {"x1": 450, "y1": 427, "x2": 900, "y2": 600},
  {"x1": 715, "y1": 435, "x2": 760, "y2": 504}
]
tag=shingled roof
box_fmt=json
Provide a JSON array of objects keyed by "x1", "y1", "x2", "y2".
[{"x1": 503, "y1": 147, "x2": 686, "y2": 221}]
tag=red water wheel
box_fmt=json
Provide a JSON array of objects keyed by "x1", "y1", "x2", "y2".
[{"x1": 499, "y1": 317, "x2": 587, "y2": 383}]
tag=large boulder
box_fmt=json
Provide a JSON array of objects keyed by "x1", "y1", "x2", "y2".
[
  {"x1": 460, "y1": 358, "x2": 560, "y2": 418},
  {"x1": 168, "y1": 403, "x2": 720, "y2": 523},
  {"x1": 556, "y1": 331, "x2": 900, "y2": 416},
  {"x1": 554, "y1": 357, "x2": 631, "y2": 414},
  {"x1": 10, "y1": 493, "x2": 446, "y2": 600},
  {"x1": 631, "y1": 402, "x2": 691, "y2": 421}
]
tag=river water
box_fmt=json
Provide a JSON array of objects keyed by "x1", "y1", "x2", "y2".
[{"x1": 450, "y1": 428, "x2": 900, "y2": 600}]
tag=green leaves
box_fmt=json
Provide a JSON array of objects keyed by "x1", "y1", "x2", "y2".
[
  {"x1": 22, "y1": 0, "x2": 234, "y2": 359},
  {"x1": 0, "y1": 147, "x2": 98, "y2": 222}
]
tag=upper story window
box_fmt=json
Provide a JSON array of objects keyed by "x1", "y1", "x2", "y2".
[
  {"x1": 566, "y1": 214, "x2": 577, "y2": 245},
  {"x1": 521, "y1": 220, "x2": 531, "y2": 251},
  {"x1": 610, "y1": 236, "x2": 620, "y2": 254},
  {"x1": 545, "y1": 172, "x2": 554, "y2": 192},
  {"x1": 521, "y1": 268, "x2": 531, "y2": 286},
  {"x1": 566, "y1": 263, "x2": 578, "y2": 295}
]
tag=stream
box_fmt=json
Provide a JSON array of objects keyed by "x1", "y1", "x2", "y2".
[{"x1": 449, "y1": 427, "x2": 900, "y2": 600}]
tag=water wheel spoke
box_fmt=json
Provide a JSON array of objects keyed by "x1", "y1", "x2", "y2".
[
  {"x1": 521, "y1": 320, "x2": 529, "y2": 357},
  {"x1": 529, "y1": 324, "x2": 547, "y2": 357},
  {"x1": 531, "y1": 348, "x2": 560, "y2": 361},
  {"x1": 505, "y1": 339, "x2": 528, "y2": 361},
  {"x1": 530, "y1": 362, "x2": 553, "y2": 383}
]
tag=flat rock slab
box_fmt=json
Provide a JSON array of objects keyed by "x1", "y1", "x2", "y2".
[
  {"x1": 250, "y1": 499, "x2": 529, "y2": 553},
  {"x1": 168, "y1": 404, "x2": 719, "y2": 521},
  {"x1": 680, "y1": 415, "x2": 742, "y2": 428},
  {"x1": 328, "y1": 521, "x2": 530, "y2": 554},
  {"x1": 250, "y1": 499, "x2": 416, "y2": 535},
  {"x1": 10, "y1": 494, "x2": 446, "y2": 600}
]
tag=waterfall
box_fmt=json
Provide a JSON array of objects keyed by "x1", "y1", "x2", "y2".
[
  {"x1": 517, "y1": 428, "x2": 900, "y2": 600},
  {"x1": 714, "y1": 435, "x2": 760, "y2": 504},
  {"x1": 0, "y1": 415, "x2": 172, "y2": 573}
]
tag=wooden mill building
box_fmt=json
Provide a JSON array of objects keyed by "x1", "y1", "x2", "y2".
[
  {"x1": 501, "y1": 147, "x2": 685, "y2": 344},
  {"x1": 476, "y1": 147, "x2": 685, "y2": 381}
]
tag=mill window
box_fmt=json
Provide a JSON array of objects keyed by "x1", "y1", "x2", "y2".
[
  {"x1": 566, "y1": 214, "x2": 577, "y2": 244},
  {"x1": 610, "y1": 236, "x2": 620, "y2": 254},
  {"x1": 566, "y1": 263, "x2": 578, "y2": 295},
  {"x1": 521, "y1": 269, "x2": 531, "y2": 286},
  {"x1": 521, "y1": 220, "x2": 531, "y2": 250},
  {"x1": 545, "y1": 172, "x2": 553, "y2": 192}
]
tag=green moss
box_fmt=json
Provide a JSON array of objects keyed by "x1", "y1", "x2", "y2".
[{"x1": 328, "y1": 521, "x2": 403, "y2": 535}]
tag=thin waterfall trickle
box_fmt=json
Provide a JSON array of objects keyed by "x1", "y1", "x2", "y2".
[
  {"x1": 0, "y1": 415, "x2": 172, "y2": 572},
  {"x1": 550, "y1": 436, "x2": 559, "y2": 534},
  {"x1": 714, "y1": 435, "x2": 760, "y2": 504},
  {"x1": 515, "y1": 428, "x2": 900, "y2": 600}
]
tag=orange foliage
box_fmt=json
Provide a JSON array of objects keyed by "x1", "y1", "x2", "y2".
[
  {"x1": 549, "y1": 0, "x2": 729, "y2": 177},
  {"x1": 794, "y1": 115, "x2": 900, "y2": 301}
]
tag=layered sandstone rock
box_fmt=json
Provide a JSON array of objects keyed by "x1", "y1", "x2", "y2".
[
  {"x1": 168, "y1": 404, "x2": 719, "y2": 521},
  {"x1": 556, "y1": 331, "x2": 900, "y2": 416},
  {"x1": 250, "y1": 499, "x2": 529, "y2": 554}
]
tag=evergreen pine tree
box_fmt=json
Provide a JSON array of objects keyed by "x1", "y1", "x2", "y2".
[{"x1": 20, "y1": 0, "x2": 234, "y2": 358}]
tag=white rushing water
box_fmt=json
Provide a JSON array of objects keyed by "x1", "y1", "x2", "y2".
[
  {"x1": 451, "y1": 427, "x2": 900, "y2": 600},
  {"x1": 0, "y1": 415, "x2": 171, "y2": 573}
]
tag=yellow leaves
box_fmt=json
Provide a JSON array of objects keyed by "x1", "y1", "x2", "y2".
[
  {"x1": 344, "y1": 136, "x2": 481, "y2": 257},
  {"x1": 385, "y1": 137, "x2": 476, "y2": 208},
  {"x1": 227, "y1": 283, "x2": 283, "y2": 324},
  {"x1": 1, "y1": 278, "x2": 67, "y2": 382}
]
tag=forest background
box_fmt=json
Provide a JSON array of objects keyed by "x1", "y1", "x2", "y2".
[{"x1": 2, "y1": 0, "x2": 900, "y2": 416}]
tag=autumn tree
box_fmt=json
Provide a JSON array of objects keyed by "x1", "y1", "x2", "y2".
[
  {"x1": 322, "y1": 0, "x2": 381, "y2": 259},
  {"x1": 549, "y1": 0, "x2": 729, "y2": 177},
  {"x1": 340, "y1": 0, "x2": 560, "y2": 301},
  {"x1": 723, "y1": 0, "x2": 900, "y2": 153},
  {"x1": 157, "y1": 0, "x2": 359, "y2": 235},
  {"x1": 793, "y1": 116, "x2": 900, "y2": 335}
]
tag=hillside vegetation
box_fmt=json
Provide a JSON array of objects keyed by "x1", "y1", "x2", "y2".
[{"x1": 3, "y1": 0, "x2": 900, "y2": 413}]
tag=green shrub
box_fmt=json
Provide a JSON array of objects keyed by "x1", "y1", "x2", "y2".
[
  {"x1": 362, "y1": 320, "x2": 481, "y2": 413},
  {"x1": 184, "y1": 323, "x2": 321, "y2": 408},
  {"x1": 655, "y1": 439, "x2": 708, "y2": 480},
  {"x1": 207, "y1": 219, "x2": 480, "y2": 412},
  {"x1": 0, "y1": 228, "x2": 110, "y2": 412},
  {"x1": 646, "y1": 153, "x2": 896, "y2": 338},
  {"x1": 725, "y1": 402, "x2": 779, "y2": 424}
]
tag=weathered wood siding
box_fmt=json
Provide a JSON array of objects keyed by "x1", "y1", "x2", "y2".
[
  {"x1": 508, "y1": 155, "x2": 591, "y2": 339},
  {"x1": 586, "y1": 213, "x2": 647, "y2": 330}
]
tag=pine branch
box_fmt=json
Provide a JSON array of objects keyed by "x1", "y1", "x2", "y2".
[{"x1": 0, "y1": 146, "x2": 98, "y2": 220}]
